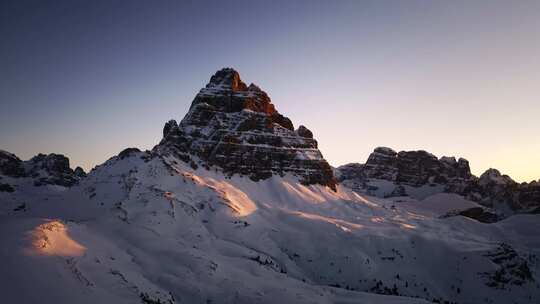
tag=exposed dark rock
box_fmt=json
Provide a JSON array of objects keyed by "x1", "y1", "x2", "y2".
[
  {"x1": 155, "y1": 68, "x2": 336, "y2": 190},
  {"x1": 338, "y1": 147, "x2": 475, "y2": 187},
  {"x1": 517, "y1": 180, "x2": 540, "y2": 210},
  {"x1": 480, "y1": 243, "x2": 534, "y2": 288},
  {"x1": 0, "y1": 150, "x2": 25, "y2": 177},
  {"x1": 118, "y1": 148, "x2": 141, "y2": 159},
  {"x1": 27, "y1": 153, "x2": 81, "y2": 187},
  {"x1": 529, "y1": 205, "x2": 540, "y2": 214},
  {"x1": 12, "y1": 203, "x2": 26, "y2": 211},
  {"x1": 395, "y1": 150, "x2": 473, "y2": 186},
  {"x1": 207, "y1": 67, "x2": 248, "y2": 92},
  {"x1": 334, "y1": 163, "x2": 367, "y2": 194},
  {"x1": 363, "y1": 147, "x2": 398, "y2": 181},
  {"x1": 0, "y1": 183, "x2": 15, "y2": 192},
  {"x1": 296, "y1": 125, "x2": 313, "y2": 139},
  {"x1": 335, "y1": 163, "x2": 365, "y2": 181},
  {"x1": 455, "y1": 207, "x2": 500, "y2": 223},
  {"x1": 163, "y1": 119, "x2": 179, "y2": 138},
  {"x1": 386, "y1": 185, "x2": 407, "y2": 198},
  {"x1": 1, "y1": 150, "x2": 83, "y2": 187},
  {"x1": 74, "y1": 166, "x2": 87, "y2": 178},
  {"x1": 337, "y1": 147, "x2": 540, "y2": 215},
  {"x1": 28, "y1": 153, "x2": 71, "y2": 173},
  {"x1": 473, "y1": 169, "x2": 517, "y2": 208},
  {"x1": 474, "y1": 169, "x2": 540, "y2": 212}
]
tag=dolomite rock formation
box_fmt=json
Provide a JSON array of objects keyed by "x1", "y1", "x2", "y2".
[
  {"x1": 0, "y1": 150, "x2": 83, "y2": 187},
  {"x1": 337, "y1": 147, "x2": 540, "y2": 214},
  {"x1": 156, "y1": 68, "x2": 336, "y2": 190},
  {"x1": 338, "y1": 147, "x2": 475, "y2": 190}
]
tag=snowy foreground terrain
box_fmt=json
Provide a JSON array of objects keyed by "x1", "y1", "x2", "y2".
[{"x1": 1, "y1": 150, "x2": 539, "y2": 304}]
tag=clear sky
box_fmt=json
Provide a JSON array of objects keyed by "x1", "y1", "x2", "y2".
[{"x1": 1, "y1": 0, "x2": 539, "y2": 182}]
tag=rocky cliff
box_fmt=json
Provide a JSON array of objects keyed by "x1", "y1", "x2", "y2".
[
  {"x1": 155, "y1": 68, "x2": 336, "y2": 190},
  {"x1": 0, "y1": 150, "x2": 84, "y2": 187},
  {"x1": 336, "y1": 147, "x2": 540, "y2": 214},
  {"x1": 475, "y1": 168, "x2": 540, "y2": 211}
]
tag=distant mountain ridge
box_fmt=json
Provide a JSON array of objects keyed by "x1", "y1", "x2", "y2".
[
  {"x1": 0, "y1": 150, "x2": 85, "y2": 188},
  {"x1": 336, "y1": 147, "x2": 540, "y2": 215}
]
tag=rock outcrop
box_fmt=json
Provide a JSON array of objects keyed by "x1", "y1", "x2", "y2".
[
  {"x1": 0, "y1": 150, "x2": 26, "y2": 177},
  {"x1": 441, "y1": 207, "x2": 500, "y2": 223},
  {"x1": 337, "y1": 147, "x2": 540, "y2": 215},
  {"x1": 474, "y1": 169, "x2": 540, "y2": 211},
  {"x1": 74, "y1": 166, "x2": 87, "y2": 178},
  {"x1": 517, "y1": 181, "x2": 540, "y2": 210},
  {"x1": 0, "y1": 150, "x2": 83, "y2": 187},
  {"x1": 156, "y1": 68, "x2": 336, "y2": 190},
  {"x1": 118, "y1": 147, "x2": 142, "y2": 160},
  {"x1": 337, "y1": 147, "x2": 476, "y2": 194},
  {"x1": 25, "y1": 153, "x2": 81, "y2": 186},
  {"x1": 480, "y1": 243, "x2": 534, "y2": 289}
]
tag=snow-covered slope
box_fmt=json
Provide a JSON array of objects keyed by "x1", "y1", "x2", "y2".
[{"x1": 1, "y1": 150, "x2": 539, "y2": 304}]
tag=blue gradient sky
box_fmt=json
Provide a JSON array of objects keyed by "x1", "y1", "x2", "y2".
[{"x1": 1, "y1": 0, "x2": 539, "y2": 181}]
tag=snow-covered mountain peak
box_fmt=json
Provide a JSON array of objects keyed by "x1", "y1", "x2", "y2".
[
  {"x1": 156, "y1": 68, "x2": 337, "y2": 190},
  {"x1": 195, "y1": 68, "x2": 279, "y2": 116},
  {"x1": 205, "y1": 67, "x2": 247, "y2": 91}
]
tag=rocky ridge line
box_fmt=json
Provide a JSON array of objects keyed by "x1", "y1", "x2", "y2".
[
  {"x1": 0, "y1": 150, "x2": 85, "y2": 187},
  {"x1": 336, "y1": 147, "x2": 540, "y2": 214}
]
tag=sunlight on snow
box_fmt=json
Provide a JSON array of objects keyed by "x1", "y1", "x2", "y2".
[
  {"x1": 287, "y1": 210, "x2": 364, "y2": 232},
  {"x1": 351, "y1": 192, "x2": 379, "y2": 207},
  {"x1": 370, "y1": 216, "x2": 386, "y2": 223},
  {"x1": 280, "y1": 181, "x2": 326, "y2": 203},
  {"x1": 406, "y1": 211, "x2": 428, "y2": 220},
  {"x1": 26, "y1": 220, "x2": 86, "y2": 257},
  {"x1": 399, "y1": 223, "x2": 417, "y2": 229},
  {"x1": 196, "y1": 176, "x2": 257, "y2": 217}
]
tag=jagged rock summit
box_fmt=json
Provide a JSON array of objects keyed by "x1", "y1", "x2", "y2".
[
  {"x1": 156, "y1": 68, "x2": 336, "y2": 190},
  {"x1": 354, "y1": 146, "x2": 474, "y2": 186},
  {"x1": 336, "y1": 146, "x2": 540, "y2": 215},
  {"x1": 0, "y1": 150, "x2": 84, "y2": 187}
]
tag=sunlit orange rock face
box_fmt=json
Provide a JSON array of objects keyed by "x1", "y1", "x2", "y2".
[
  {"x1": 27, "y1": 220, "x2": 86, "y2": 257},
  {"x1": 157, "y1": 68, "x2": 337, "y2": 191}
]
